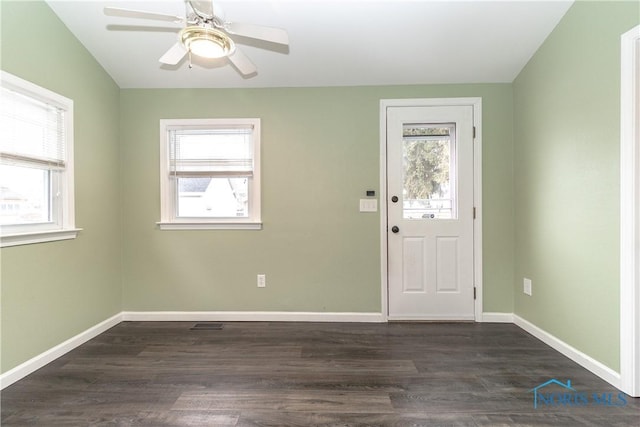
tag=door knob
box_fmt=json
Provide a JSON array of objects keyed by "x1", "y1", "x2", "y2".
[
  {"x1": 391, "y1": 226, "x2": 400, "y2": 233},
  {"x1": 391, "y1": 196, "x2": 399, "y2": 203}
]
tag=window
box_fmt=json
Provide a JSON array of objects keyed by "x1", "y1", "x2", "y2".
[
  {"x1": 402, "y1": 123, "x2": 457, "y2": 220},
  {"x1": 0, "y1": 71, "x2": 78, "y2": 247},
  {"x1": 158, "y1": 119, "x2": 261, "y2": 229}
]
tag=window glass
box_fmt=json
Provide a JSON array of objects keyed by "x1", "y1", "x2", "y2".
[
  {"x1": 0, "y1": 165, "x2": 51, "y2": 225},
  {"x1": 176, "y1": 177, "x2": 248, "y2": 218},
  {"x1": 402, "y1": 124, "x2": 457, "y2": 220}
]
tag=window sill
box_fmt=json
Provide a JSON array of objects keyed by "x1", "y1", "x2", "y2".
[
  {"x1": 156, "y1": 222, "x2": 262, "y2": 230},
  {"x1": 1, "y1": 228, "x2": 82, "y2": 248}
]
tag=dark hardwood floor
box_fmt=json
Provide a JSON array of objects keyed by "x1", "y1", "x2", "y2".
[{"x1": 1, "y1": 322, "x2": 638, "y2": 426}]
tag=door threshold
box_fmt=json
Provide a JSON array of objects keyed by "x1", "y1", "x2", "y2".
[{"x1": 387, "y1": 319, "x2": 475, "y2": 324}]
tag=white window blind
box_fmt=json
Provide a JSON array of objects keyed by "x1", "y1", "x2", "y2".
[
  {"x1": 168, "y1": 127, "x2": 254, "y2": 177},
  {"x1": 0, "y1": 86, "x2": 66, "y2": 169}
]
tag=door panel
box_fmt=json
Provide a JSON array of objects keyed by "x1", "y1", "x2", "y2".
[
  {"x1": 387, "y1": 105, "x2": 474, "y2": 320},
  {"x1": 436, "y1": 236, "x2": 459, "y2": 292},
  {"x1": 403, "y1": 237, "x2": 425, "y2": 292}
]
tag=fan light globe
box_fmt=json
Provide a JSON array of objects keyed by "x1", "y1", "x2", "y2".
[
  {"x1": 179, "y1": 27, "x2": 235, "y2": 59},
  {"x1": 190, "y1": 39, "x2": 225, "y2": 58}
]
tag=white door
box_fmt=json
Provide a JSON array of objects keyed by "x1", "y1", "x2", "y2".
[{"x1": 387, "y1": 105, "x2": 475, "y2": 320}]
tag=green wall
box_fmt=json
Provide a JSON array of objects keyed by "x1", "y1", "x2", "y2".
[
  {"x1": 0, "y1": 1, "x2": 122, "y2": 372},
  {"x1": 513, "y1": 1, "x2": 640, "y2": 371},
  {"x1": 120, "y1": 85, "x2": 514, "y2": 313}
]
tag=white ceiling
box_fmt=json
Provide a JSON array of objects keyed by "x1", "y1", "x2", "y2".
[{"x1": 45, "y1": 0, "x2": 574, "y2": 89}]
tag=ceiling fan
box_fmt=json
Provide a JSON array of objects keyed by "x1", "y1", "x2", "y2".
[{"x1": 104, "y1": 0, "x2": 289, "y2": 76}]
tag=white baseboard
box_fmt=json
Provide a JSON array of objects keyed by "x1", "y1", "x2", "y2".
[
  {"x1": 122, "y1": 311, "x2": 385, "y2": 323},
  {"x1": 0, "y1": 312, "x2": 123, "y2": 390},
  {"x1": 513, "y1": 314, "x2": 621, "y2": 389},
  {"x1": 480, "y1": 312, "x2": 514, "y2": 323}
]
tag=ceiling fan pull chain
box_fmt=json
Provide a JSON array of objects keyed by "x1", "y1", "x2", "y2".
[{"x1": 188, "y1": 51, "x2": 193, "y2": 69}]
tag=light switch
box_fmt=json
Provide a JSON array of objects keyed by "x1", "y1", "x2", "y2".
[{"x1": 359, "y1": 199, "x2": 377, "y2": 212}]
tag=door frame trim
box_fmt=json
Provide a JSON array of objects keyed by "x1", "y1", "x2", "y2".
[
  {"x1": 620, "y1": 25, "x2": 640, "y2": 397},
  {"x1": 379, "y1": 97, "x2": 483, "y2": 321}
]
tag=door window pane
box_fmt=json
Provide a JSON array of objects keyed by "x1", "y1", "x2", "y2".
[{"x1": 402, "y1": 124, "x2": 457, "y2": 219}]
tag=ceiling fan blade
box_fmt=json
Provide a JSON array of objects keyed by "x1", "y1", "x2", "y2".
[
  {"x1": 189, "y1": 0, "x2": 214, "y2": 18},
  {"x1": 225, "y1": 22, "x2": 289, "y2": 46},
  {"x1": 227, "y1": 48, "x2": 257, "y2": 76},
  {"x1": 104, "y1": 7, "x2": 184, "y2": 24},
  {"x1": 106, "y1": 25, "x2": 180, "y2": 33},
  {"x1": 159, "y1": 43, "x2": 187, "y2": 65}
]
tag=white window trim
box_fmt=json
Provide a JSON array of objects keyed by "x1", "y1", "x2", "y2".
[
  {"x1": 1, "y1": 228, "x2": 81, "y2": 248},
  {"x1": 157, "y1": 118, "x2": 262, "y2": 230},
  {"x1": 0, "y1": 71, "x2": 79, "y2": 248}
]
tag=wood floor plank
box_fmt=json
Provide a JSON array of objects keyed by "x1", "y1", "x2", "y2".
[
  {"x1": 138, "y1": 410, "x2": 240, "y2": 426},
  {"x1": 235, "y1": 411, "x2": 478, "y2": 427},
  {"x1": 173, "y1": 390, "x2": 394, "y2": 413},
  {"x1": 137, "y1": 344, "x2": 303, "y2": 359}
]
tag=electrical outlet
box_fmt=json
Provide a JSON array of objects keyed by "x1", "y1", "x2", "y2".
[
  {"x1": 524, "y1": 278, "x2": 532, "y2": 296},
  {"x1": 257, "y1": 274, "x2": 266, "y2": 288}
]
